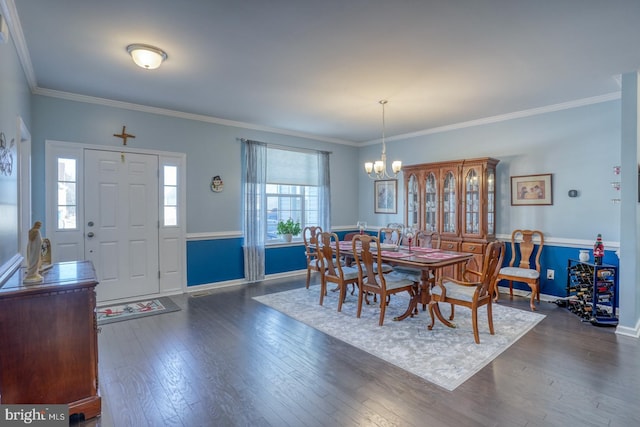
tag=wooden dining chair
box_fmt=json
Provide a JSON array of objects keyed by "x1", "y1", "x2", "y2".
[
  {"x1": 376, "y1": 226, "x2": 403, "y2": 274},
  {"x1": 415, "y1": 230, "x2": 441, "y2": 249},
  {"x1": 495, "y1": 229, "x2": 544, "y2": 311},
  {"x1": 303, "y1": 226, "x2": 323, "y2": 289},
  {"x1": 377, "y1": 226, "x2": 403, "y2": 249},
  {"x1": 428, "y1": 241, "x2": 505, "y2": 344},
  {"x1": 317, "y1": 232, "x2": 360, "y2": 312},
  {"x1": 352, "y1": 234, "x2": 416, "y2": 326}
]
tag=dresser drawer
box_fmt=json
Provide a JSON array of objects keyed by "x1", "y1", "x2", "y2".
[
  {"x1": 441, "y1": 240, "x2": 460, "y2": 251},
  {"x1": 461, "y1": 242, "x2": 485, "y2": 254}
]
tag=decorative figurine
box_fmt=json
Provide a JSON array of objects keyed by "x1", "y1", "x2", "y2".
[
  {"x1": 40, "y1": 238, "x2": 53, "y2": 272},
  {"x1": 24, "y1": 221, "x2": 44, "y2": 283},
  {"x1": 211, "y1": 175, "x2": 224, "y2": 192}
]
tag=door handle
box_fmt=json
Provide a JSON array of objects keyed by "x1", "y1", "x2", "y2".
[{"x1": 87, "y1": 232, "x2": 95, "y2": 238}]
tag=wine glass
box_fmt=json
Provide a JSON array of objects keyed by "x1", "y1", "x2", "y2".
[
  {"x1": 357, "y1": 221, "x2": 367, "y2": 235},
  {"x1": 404, "y1": 226, "x2": 415, "y2": 252}
]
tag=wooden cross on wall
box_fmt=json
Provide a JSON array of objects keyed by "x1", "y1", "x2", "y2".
[{"x1": 113, "y1": 126, "x2": 135, "y2": 146}]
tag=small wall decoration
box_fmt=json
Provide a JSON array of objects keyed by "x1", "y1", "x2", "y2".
[
  {"x1": 374, "y1": 179, "x2": 397, "y2": 214},
  {"x1": 113, "y1": 125, "x2": 135, "y2": 145},
  {"x1": 511, "y1": 174, "x2": 553, "y2": 206},
  {"x1": 0, "y1": 132, "x2": 15, "y2": 176},
  {"x1": 211, "y1": 175, "x2": 224, "y2": 192}
]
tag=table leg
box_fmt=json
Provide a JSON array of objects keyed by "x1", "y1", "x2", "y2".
[
  {"x1": 393, "y1": 288, "x2": 417, "y2": 321},
  {"x1": 428, "y1": 302, "x2": 456, "y2": 329}
]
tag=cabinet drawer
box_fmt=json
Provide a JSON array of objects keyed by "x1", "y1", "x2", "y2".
[
  {"x1": 461, "y1": 242, "x2": 485, "y2": 254},
  {"x1": 441, "y1": 240, "x2": 460, "y2": 251}
]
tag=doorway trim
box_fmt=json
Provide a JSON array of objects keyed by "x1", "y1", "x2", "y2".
[
  {"x1": 45, "y1": 140, "x2": 187, "y2": 298},
  {"x1": 17, "y1": 116, "x2": 31, "y2": 262}
]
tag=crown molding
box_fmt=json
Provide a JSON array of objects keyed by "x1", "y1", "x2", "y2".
[
  {"x1": 1, "y1": 0, "x2": 36, "y2": 91},
  {"x1": 32, "y1": 87, "x2": 358, "y2": 146},
  {"x1": 365, "y1": 92, "x2": 622, "y2": 146}
]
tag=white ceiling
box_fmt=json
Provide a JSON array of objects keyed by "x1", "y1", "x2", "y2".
[{"x1": 5, "y1": 0, "x2": 640, "y2": 144}]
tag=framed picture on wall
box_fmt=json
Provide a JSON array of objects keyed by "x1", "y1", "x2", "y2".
[
  {"x1": 511, "y1": 174, "x2": 553, "y2": 206},
  {"x1": 374, "y1": 179, "x2": 397, "y2": 214}
]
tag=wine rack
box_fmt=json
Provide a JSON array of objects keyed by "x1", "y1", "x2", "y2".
[{"x1": 566, "y1": 259, "x2": 618, "y2": 326}]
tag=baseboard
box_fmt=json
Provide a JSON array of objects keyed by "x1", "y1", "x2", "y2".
[
  {"x1": 495, "y1": 285, "x2": 557, "y2": 303},
  {"x1": 186, "y1": 270, "x2": 307, "y2": 295},
  {"x1": 615, "y1": 318, "x2": 640, "y2": 338}
]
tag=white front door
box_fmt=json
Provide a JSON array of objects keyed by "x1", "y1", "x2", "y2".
[{"x1": 84, "y1": 150, "x2": 160, "y2": 302}]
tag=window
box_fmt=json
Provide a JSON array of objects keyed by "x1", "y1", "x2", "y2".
[
  {"x1": 57, "y1": 158, "x2": 77, "y2": 229},
  {"x1": 266, "y1": 184, "x2": 319, "y2": 240},
  {"x1": 265, "y1": 147, "x2": 322, "y2": 242},
  {"x1": 163, "y1": 165, "x2": 178, "y2": 226}
]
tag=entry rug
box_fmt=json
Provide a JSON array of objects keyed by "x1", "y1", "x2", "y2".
[
  {"x1": 253, "y1": 286, "x2": 545, "y2": 391},
  {"x1": 97, "y1": 296, "x2": 180, "y2": 325}
]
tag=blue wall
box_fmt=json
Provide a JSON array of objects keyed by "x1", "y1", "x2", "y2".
[
  {"x1": 186, "y1": 239, "x2": 308, "y2": 286},
  {"x1": 187, "y1": 230, "x2": 620, "y2": 300},
  {"x1": 187, "y1": 238, "x2": 244, "y2": 286},
  {"x1": 503, "y1": 244, "x2": 619, "y2": 298}
]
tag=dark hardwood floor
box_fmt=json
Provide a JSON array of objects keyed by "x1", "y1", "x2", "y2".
[{"x1": 76, "y1": 275, "x2": 639, "y2": 427}]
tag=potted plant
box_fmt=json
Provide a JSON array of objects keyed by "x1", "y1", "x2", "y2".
[{"x1": 277, "y1": 218, "x2": 301, "y2": 242}]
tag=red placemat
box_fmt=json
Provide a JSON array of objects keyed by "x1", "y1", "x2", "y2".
[
  {"x1": 408, "y1": 246, "x2": 440, "y2": 253},
  {"x1": 416, "y1": 252, "x2": 462, "y2": 260},
  {"x1": 380, "y1": 251, "x2": 411, "y2": 258}
]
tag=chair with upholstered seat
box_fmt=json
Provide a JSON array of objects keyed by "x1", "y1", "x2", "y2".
[
  {"x1": 303, "y1": 226, "x2": 323, "y2": 289},
  {"x1": 378, "y1": 226, "x2": 403, "y2": 248},
  {"x1": 317, "y1": 232, "x2": 360, "y2": 311},
  {"x1": 428, "y1": 241, "x2": 505, "y2": 344},
  {"x1": 352, "y1": 234, "x2": 416, "y2": 326},
  {"x1": 415, "y1": 230, "x2": 441, "y2": 249},
  {"x1": 496, "y1": 229, "x2": 544, "y2": 311},
  {"x1": 376, "y1": 226, "x2": 403, "y2": 273}
]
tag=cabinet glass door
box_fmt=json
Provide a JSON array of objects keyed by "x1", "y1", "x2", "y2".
[
  {"x1": 442, "y1": 171, "x2": 456, "y2": 233},
  {"x1": 464, "y1": 168, "x2": 479, "y2": 234},
  {"x1": 424, "y1": 172, "x2": 437, "y2": 231},
  {"x1": 407, "y1": 174, "x2": 419, "y2": 228},
  {"x1": 487, "y1": 169, "x2": 495, "y2": 235}
]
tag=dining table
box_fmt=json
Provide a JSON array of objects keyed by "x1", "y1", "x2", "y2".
[{"x1": 336, "y1": 240, "x2": 473, "y2": 321}]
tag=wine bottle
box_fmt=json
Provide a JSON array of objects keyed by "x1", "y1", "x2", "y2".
[{"x1": 593, "y1": 234, "x2": 605, "y2": 265}]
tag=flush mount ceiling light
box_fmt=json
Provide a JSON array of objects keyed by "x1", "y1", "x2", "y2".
[
  {"x1": 126, "y1": 44, "x2": 167, "y2": 70},
  {"x1": 364, "y1": 100, "x2": 402, "y2": 179}
]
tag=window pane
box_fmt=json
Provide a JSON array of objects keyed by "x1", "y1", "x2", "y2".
[
  {"x1": 164, "y1": 186, "x2": 177, "y2": 205},
  {"x1": 58, "y1": 182, "x2": 76, "y2": 205},
  {"x1": 164, "y1": 207, "x2": 177, "y2": 226},
  {"x1": 57, "y1": 158, "x2": 76, "y2": 181},
  {"x1": 58, "y1": 206, "x2": 77, "y2": 229},
  {"x1": 164, "y1": 165, "x2": 177, "y2": 186}
]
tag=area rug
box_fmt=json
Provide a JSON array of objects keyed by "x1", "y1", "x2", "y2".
[
  {"x1": 97, "y1": 297, "x2": 181, "y2": 325},
  {"x1": 253, "y1": 286, "x2": 545, "y2": 391}
]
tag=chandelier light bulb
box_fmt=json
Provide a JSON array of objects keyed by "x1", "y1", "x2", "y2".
[{"x1": 364, "y1": 100, "x2": 402, "y2": 179}]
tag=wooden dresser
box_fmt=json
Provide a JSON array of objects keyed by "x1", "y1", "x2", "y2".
[{"x1": 0, "y1": 261, "x2": 101, "y2": 420}]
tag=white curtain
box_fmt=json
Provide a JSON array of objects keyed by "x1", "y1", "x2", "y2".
[
  {"x1": 241, "y1": 139, "x2": 266, "y2": 282},
  {"x1": 318, "y1": 151, "x2": 331, "y2": 231}
]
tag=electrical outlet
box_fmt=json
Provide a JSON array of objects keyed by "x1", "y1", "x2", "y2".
[{"x1": 546, "y1": 269, "x2": 555, "y2": 280}]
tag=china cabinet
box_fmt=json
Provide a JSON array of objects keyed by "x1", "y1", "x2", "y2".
[{"x1": 404, "y1": 157, "x2": 499, "y2": 272}]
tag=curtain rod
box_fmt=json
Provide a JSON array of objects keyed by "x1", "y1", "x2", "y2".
[{"x1": 238, "y1": 138, "x2": 332, "y2": 155}]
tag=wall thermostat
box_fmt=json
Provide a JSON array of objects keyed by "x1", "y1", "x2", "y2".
[{"x1": 568, "y1": 189, "x2": 578, "y2": 197}]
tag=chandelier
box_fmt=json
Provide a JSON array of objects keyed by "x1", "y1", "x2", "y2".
[{"x1": 364, "y1": 100, "x2": 402, "y2": 179}]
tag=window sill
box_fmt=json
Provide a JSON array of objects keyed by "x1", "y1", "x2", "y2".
[{"x1": 266, "y1": 239, "x2": 303, "y2": 247}]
